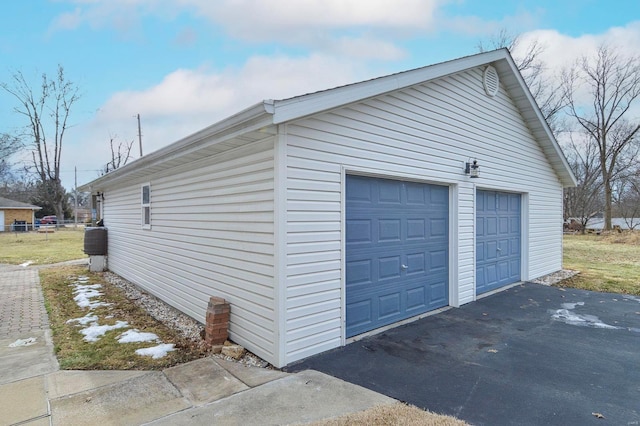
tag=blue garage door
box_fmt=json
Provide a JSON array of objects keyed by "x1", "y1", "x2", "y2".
[
  {"x1": 346, "y1": 175, "x2": 449, "y2": 338},
  {"x1": 476, "y1": 190, "x2": 521, "y2": 294}
]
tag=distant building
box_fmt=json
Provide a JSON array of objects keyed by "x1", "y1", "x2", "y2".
[{"x1": 0, "y1": 196, "x2": 41, "y2": 231}]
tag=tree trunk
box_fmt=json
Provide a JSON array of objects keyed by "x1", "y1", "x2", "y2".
[{"x1": 604, "y1": 180, "x2": 613, "y2": 231}]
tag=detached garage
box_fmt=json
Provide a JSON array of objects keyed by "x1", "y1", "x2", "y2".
[{"x1": 79, "y1": 49, "x2": 576, "y2": 368}]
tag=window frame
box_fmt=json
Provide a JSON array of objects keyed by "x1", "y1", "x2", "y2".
[{"x1": 141, "y1": 183, "x2": 151, "y2": 229}]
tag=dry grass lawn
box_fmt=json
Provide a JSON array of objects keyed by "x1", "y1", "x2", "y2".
[
  {"x1": 0, "y1": 227, "x2": 85, "y2": 265},
  {"x1": 308, "y1": 403, "x2": 468, "y2": 426},
  {"x1": 40, "y1": 265, "x2": 209, "y2": 370},
  {"x1": 562, "y1": 232, "x2": 640, "y2": 295}
]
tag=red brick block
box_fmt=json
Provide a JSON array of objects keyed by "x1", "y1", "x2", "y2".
[{"x1": 205, "y1": 296, "x2": 230, "y2": 346}]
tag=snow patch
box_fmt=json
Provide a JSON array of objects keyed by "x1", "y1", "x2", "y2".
[
  {"x1": 550, "y1": 302, "x2": 619, "y2": 329},
  {"x1": 9, "y1": 337, "x2": 37, "y2": 347},
  {"x1": 135, "y1": 343, "x2": 176, "y2": 359},
  {"x1": 561, "y1": 302, "x2": 584, "y2": 310},
  {"x1": 81, "y1": 321, "x2": 129, "y2": 342},
  {"x1": 117, "y1": 329, "x2": 160, "y2": 343},
  {"x1": 71, "y1": 283, "x2": 111, "y2": 309},
  {"x1": 67, "y1": 314, "x2": 99, "y2": 326}
]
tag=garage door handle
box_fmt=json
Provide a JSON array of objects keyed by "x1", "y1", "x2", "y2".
[{"x1": 401, "y1": 264, "x2": 408, "y2": 269}]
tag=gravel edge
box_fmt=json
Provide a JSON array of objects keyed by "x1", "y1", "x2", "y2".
[{"x1": 102, "y1": 271, "x2": 272, "y2": 368}]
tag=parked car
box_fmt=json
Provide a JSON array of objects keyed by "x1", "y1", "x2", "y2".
[{"x1": 40, "y1": 215, "x2": 57, "y2": 225}]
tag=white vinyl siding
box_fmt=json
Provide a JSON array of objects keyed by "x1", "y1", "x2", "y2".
[
  {"x1": 103, "y1": 138, "x2": 277, "y2": 362},
  {"x1": 282, "y1": 67, "x2": 564, "y2": 364}
]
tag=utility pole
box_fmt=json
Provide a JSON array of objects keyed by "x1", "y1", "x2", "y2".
[{"x1": 137, "y1": 114, "x2": 143, "y2": 157}]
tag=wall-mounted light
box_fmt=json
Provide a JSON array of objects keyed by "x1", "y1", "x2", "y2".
[
  {"x1": 465, "y1": 159, "x2": 480, "y2": 178},
  {"x1": 96, "y1": 192, "x2": 105, "y2": 201}
]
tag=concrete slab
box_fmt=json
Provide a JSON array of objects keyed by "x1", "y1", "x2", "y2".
[
  {"x1": 148, "y1": 370, "x2": 395, "y2": 426},
  {"x1": 213, "y1": 357, "x2": 289, "y2": 387},
  {"x1": 0, "y1": 330, "x2": 48, "y2": 356},
  {"x1": 0, "y1": 376, "x2": 48, "y2": 425},
  {"x1": 164, "y1": 357, "x2": 248, "y2": 406},
  {"x1": 0, "y1": 332, "x2": 58, "y2": 385},
  {"x1": 50, "y1": 372, "x2": 190, "y2": 426},
  {"x1": 46, "y1": 370, "x2": 149, "y2": 399}
]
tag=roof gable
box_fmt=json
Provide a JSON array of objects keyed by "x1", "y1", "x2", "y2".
[
  {"x1": 80, "y1": 49, "x2": 576, "y2": 191},
  {"x1": 0, "y1": 196, "x2": 41, "y2": 210}
]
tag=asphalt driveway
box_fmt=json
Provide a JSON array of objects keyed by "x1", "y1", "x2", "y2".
[{"x1": 287, "y1": 283, "x2": 640, "y2": 425}]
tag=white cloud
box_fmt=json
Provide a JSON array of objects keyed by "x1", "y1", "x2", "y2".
[
  {"x1": 49, "y1": 0, "x2": 444, "y2": 60},
  {"x1": 517, "y1": 22, "x2": 640, "y2": 74},
  {"x1": 183, "y1": 0, "x2": 442, "y2": 38},
  {"x1": 66, "y1": 53, "x2": 375, "y2": 186}
]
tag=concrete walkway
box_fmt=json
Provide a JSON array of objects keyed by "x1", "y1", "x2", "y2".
[{"x1": 0, "y1": 263, "x2": 393, "y2": 425}]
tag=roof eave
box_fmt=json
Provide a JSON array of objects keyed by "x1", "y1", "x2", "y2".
[{"x1": 78, "y1": 101, "x2": 276, "y2": 192}]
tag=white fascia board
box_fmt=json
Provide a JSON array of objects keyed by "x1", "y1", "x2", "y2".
[
  {"x1": 494, "y1": 55, "x2": 577, "y2": 188},
  {"x1": 271, "y1": 49, "x2": 511, "y2": 124},
  {"x1": 78, "y1": 101, "x2": 276, "y2": 192}
]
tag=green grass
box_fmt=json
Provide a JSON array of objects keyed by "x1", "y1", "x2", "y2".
[
  {"x1": 0, "y1": 227, "x2": 85, "y2": 265},
  {"x1": 561, "y1": 233, "x2": 640, "y2": 295},
  {"x1": 40, "y1": 265, "x2": 209, "y2": 370}
]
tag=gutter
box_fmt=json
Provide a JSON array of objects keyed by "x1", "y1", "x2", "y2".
[{"x1": 78, "y1": 101, "x2": 275, "y2": 192}]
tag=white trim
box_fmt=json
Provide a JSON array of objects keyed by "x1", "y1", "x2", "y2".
[
  {"x1": 472, "y1": 181, "x2": 477, "y2": 301},
  {"x1": 273, "y1": 50, "x2": 511, "y2": 125},
  {"x1": 521, "y1": 192, "x2": 530, "y2": 281},
  {"x1": 343, "y1": 165, "x2": 456, "y2": 187},
  {"x1": 341, "y1": 167, "x2": 456, "y2": 341},
  {"x1": 340, "y1": 166, "x2": 347, "y2": 346},
  {"x1": 448, "y1": 183, "x2": 460, "y2": 308},
  {"x1": 274, "y1": 125, "x2": 288, "y2": 367}
]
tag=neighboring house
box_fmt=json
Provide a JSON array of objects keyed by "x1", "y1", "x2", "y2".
[
  {"x1": 0, "y1": 196, "x2": 41, "y2": 232},
  {"x1": 79, "y1": 49, "x2": 577, "y2": 368}
]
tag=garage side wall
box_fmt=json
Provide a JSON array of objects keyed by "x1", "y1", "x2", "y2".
[
  {"x1": 283, "y1": 67, "x2": 564, "y2": 364},
  {"x1": 102, "y1": 138, "x2": 278, "y2": 363}
]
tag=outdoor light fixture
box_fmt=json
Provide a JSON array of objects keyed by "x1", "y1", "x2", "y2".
[{"x1": 465, "y1": 159, "x2": 480, "y2": 178}]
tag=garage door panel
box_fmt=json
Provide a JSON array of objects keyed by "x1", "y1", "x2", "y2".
[
  {"x1": 378, "y1": 181, "x2": 402, "y2": 203},
  {"x1": 379, "y1": 219, "x2": 401, "y2": 241},
  {"x1": 406, "y1": 287, "x2": 426, "y2": 310},
  {"x1": 476, "y1": 190, "x2": 521, "y2": 294},
  {"x1": 346, "y1": 175, "x2": 449, "y2": 338},
  {"x1": 430, "y1": 281, "x2": 447, "y2": 305},
  {"x1": 406, "y1": 252, "x2": 425, "y2": 274},
  {"x1": 347, "y1": 300, "x2": 372, "y2": 328},
  {"x1": 379, "y1": 256, "x2": 402, "y2": 280},
  {"x1": 486, "y1": 217, "x2": 498, "y2": 235},
  {"x1": 346, "y1": 219, "x2": 372, "y2": 244},
  {"x1": 346, "y1": 259, "x2": 372, "y2": 285},
  {"x1": 407, "y1": 219, "x2": 426, "y2": 240},
  {"x1": 379, "y1": 293, "x2": 401, "y2": 319}
]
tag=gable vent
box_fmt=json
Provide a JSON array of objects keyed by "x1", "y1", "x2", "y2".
[{"x1": 483, "y1": 65, "x2": 499, "y2": 97}]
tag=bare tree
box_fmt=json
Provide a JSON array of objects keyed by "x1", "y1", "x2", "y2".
[
  {"x1": 562, "y1": 45, "x2": 640, "y2": 230},
  {"x1": 562, "y1": 132, "x2": 604, "y2": 232},
  {"x1": 1, "y1": 65, "x2": 80, "y2": 222},
  {"x1": 102, "y1": 135, "x2": 134, "y2": 175},
  {"x1": 0, "y1": 134, "x2": 22, "y2": 183},
  {"x1": 477, "y1": 30, "x2": 565, "y2": 134},
  {"x1": 612, "y1": 171, "x2": 640, "y2": 230}
]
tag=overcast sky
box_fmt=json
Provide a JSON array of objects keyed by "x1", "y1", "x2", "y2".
[{"x1": 1, "y1": 0, "x2": 639, "y2": 189}]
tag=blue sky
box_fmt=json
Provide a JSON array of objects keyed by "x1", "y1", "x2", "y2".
[{"x1": 1, "y1": 0, "x2": 639, "y2": 190}]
